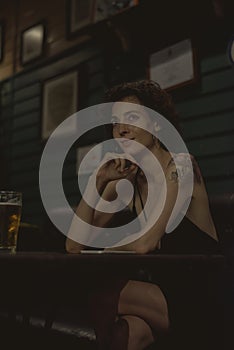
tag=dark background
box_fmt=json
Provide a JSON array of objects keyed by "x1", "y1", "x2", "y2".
[{"x1": 0, "y1": 0, "x2": 233, "y2": 238}]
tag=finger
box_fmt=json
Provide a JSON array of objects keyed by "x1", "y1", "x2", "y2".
[
  {"x1": 119, "y1": 158, "x2": 127, "y2": 172},
  {"x1": 124, "y1": 156, "x2": 139, "y2": 169},
  {"x1": 113, "y1": 158, "x2": 127, "y2": 172},
  {"x1": 130, "y1": 163, "x2": 138, "y2": 171},
  {"x1": 113, "y1": 158, "x2": 121, "y2": 170},
  {"x1": 123, "y1": 159, "x2": 132, "y2": 169}
]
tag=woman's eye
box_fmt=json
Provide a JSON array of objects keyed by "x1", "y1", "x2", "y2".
[{"x1": 127, "y1": 113, "x2": 139, "y2": 122}]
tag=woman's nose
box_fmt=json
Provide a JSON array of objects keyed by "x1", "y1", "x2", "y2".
[{"x1": 117, "y1": 123, "x2": 129, "y2": 136}]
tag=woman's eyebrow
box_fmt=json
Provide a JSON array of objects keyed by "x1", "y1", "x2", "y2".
[
  {"x1": 111, "y1": 110, "x2": 143, "y2": 120},
  {"x1": 124, "y1": 110, "x2": 142, "y2": 116}
]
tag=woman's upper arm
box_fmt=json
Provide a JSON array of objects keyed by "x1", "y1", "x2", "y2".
[{"x1": 164, "y1": 153, "x2": 196, "y2": 233}]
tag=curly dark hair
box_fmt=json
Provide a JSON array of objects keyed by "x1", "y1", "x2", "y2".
[{"x1": 104, "y1": 80, "x2": 180, "y2": 131}]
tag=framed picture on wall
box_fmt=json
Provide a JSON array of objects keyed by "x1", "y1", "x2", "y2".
[
  {"x1": 67, "y1": 0, "x2": 96, "y2": 36},
  {"x1": 20, "y1": 22, "x2": 46, "y2": 65},
  {"x1": 149, "y1": 39, "x2": 198, "y2": 91},
  {"x1": 93, "y1": 0, "x2": 139, "y2": 23},
  {"x1": 0, "y1": 21, "x2": 4, "y2": 63},
  {"x1": 42, "y1": 71, "x2": 78, "y2": 140}
]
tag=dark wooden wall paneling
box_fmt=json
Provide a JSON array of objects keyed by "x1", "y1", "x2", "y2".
[
  {"x1": 176, "y1": 53, "x2": 234, "y2": 194},
  {"x1": 1, "y1": 45, "x2": 103, "y2": 225}
]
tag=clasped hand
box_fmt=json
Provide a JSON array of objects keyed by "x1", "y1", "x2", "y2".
[{"x1": 96, "y1": 152, "x2": 138, "y2": 183}]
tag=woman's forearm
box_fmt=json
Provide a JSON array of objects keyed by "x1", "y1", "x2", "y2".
[{"x1": 66, "y1": 174, "x2": 108, "y2": 253}]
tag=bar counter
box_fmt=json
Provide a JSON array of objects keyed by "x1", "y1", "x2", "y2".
[
  {"x1": 0, "y1": 252, "x2": 230, "y2": 350},
  {"x1": 0, "y1": 251, "x2": 226, "y2": 309}
]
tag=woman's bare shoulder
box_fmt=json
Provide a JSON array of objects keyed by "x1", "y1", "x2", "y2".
[{"x1": 167, "y1": 153, "x2": 202, "y2": 184}]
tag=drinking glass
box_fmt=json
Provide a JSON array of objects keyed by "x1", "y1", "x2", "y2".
[{"x1": 0, "y1": 191, "x2": 22, "y2": 253}]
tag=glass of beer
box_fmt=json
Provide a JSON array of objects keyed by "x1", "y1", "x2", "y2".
[{"x1": 0, "y1": 191, "x2": 22, "y2": 253}]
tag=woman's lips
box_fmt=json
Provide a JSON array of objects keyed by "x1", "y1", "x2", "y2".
[{"x1": 120, "y1": 139, "x2": 134, "y2": 147}]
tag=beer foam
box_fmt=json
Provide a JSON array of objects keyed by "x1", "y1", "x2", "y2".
[{"x1": 0, "y1": 202, "x2": 20, "y2": 206}]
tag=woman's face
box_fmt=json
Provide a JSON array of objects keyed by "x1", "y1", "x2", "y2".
[{"x1": 111, "y1": 96, "x2": 155, "y2": 155}]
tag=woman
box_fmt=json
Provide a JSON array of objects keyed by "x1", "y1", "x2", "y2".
[{"x1": 66, "y1": 80, "x2": 219, "y2": 350}]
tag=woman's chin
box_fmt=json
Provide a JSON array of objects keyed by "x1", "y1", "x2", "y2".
[{"x1": 119, "y1": 147, "x2": 139, "y2": 156}]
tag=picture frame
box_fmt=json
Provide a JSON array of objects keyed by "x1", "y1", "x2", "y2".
[
  {"x1": 67, "y1": 1, "x2": 139, "y2": 37},
  {"x1": 67, "y1": 0, "x2": 96, "y2": 36},
  {"x1": 42, "y1": 71, "x2": 78, "y2": 140},
  {"x1": 93, "y1": 0, "x2": 139, "y2": 23},
  {"x1": 20, "y1": 22, "x2": 46, "y2": 65},
  {"x1": 149, "y1": 39, "x2": 198, "y2": 91},
  {"x1": 0, "y1": 21, "x2": 4, "y2": 63}
]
